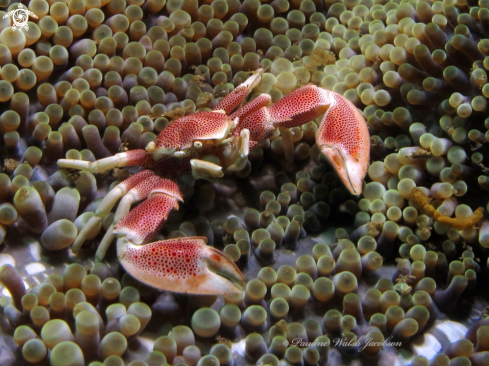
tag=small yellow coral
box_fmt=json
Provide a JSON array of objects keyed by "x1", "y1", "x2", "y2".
[
  {"x1": 304, "y1": 48, "x2": 336, "y2": 69},
  {"x1": 3, "y1": 158, "x2": 19, "y2": 173},
  {"x1": 411, "y1": 187, "x2": 484, "y2": 230}
]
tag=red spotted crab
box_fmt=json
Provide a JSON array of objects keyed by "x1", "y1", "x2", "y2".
[{"x1": 58, "y1": 69, "x2": 370, "y2": 296}]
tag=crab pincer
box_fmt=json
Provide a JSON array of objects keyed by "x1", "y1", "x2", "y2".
[
  {"x1": 268, "y1": 86, "x2": 370, "y2": 195},
  {"x1": 117, "y1": 236, "x2": 245, "y2": 295},
  {"x1": 315, "y1": 90, "x2": 370, "y2": 195}
]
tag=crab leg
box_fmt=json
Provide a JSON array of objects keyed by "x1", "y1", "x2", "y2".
[
  {"x1": 232, "y1": 94, "x2": 275, "y2": 144},
  {"x1": 214, "y1": 69, "x2": 264, "y2": 114},
  {"x1": 267, "y1": 86, "x2": 370, "y2": 195},
  {"x1": 117, "y1": 236, "x2": 245, "y2": 295},
  {"x1": 58, "y1": 149, "x2": 154, "y2": 173},
  {"x1": 71, "y1": 170, "x2": 156, "y2": 252},
  {"x1": 94, "y1": 176, "x2": 183, "y2": 261},
  {"x1": 114, "y1": 193, "x2": 178, "y2": 244},
  {"x1": 230, "y1": 93, "x2": 271, "y2": 121},
  {"x1": 113, "y1": 177, "x2": 184, "y2": 245}
]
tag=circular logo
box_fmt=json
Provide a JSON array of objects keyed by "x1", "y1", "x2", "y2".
[{"x1": 3, "y1": 3, "x2": 38, "y2": 32}]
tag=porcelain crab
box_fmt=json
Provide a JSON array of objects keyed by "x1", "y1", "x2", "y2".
[{"x1": 58, "y1": 69, "x2": 370, "y2": 296}]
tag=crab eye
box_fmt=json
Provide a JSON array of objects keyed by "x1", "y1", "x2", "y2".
[{"x1": 194, "y1": 141, "x2": 203, "y2": 149}]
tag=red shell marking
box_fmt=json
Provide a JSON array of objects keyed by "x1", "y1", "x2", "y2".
[
  {"x1": 231, "y1": 93, "x2": 271, "y2": 121},
  {"x1": 124, "y1": 238, "x2": 205, "y2": 279},
  {"x1": 150, "y1": 178, "x2": 184, "y2": 201},
  {"x1": 119, "y1": 169, "x2": 156, "y2": 192},
  {"x1": 128, "y1": 176, "x2": 183, "y2": 202},
  {"x1": 114, "y1": 193, "x2": 179, "y2": 244},
  {"x1": 234, "y1": 107, "x2": 275, "y2": 144},
  {"x1": 317, "y1": 91, "x2": 369, "y2": 159},
  {"x1": 268, "y1": 85, "x2": 331, "y2": 128},
  {"x1": 155, "y1": 112, "x2": 231, "y2": 150},
  {"x1": 154, "y1": 155, "x2": 193, "y2": 179},
  {"x1": 125, "y1": 149, "x2": 155, "y2": 168},
  {"x1": 128, "y1": 175, "x2": 165, "y2": 200},
  {"x1": 214, "y1": 85, "x2": 251, "y2": 114}
]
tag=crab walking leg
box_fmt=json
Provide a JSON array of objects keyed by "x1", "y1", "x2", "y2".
[
  {"x1": 267, "y1": 86, "x2": 370, "y2": 195},
  {"x1": 71, "y1": 170, "x2": 156, "y2": 252},
  {"x1": 58, "y1": 149, "x2": 154, "y2": 173},
  {"x1": 279, "y1": 127, "x2": 295, "y2": 169},
  {"x1": 190, "y1": 159, "x2": 224, "y2": 180},
  {"x1": 95, "y1": 176, "x2": 183, "y2": 261},
  {"x1": 213, "y1": 68, "x2": 264, "y2": 114},
  {"x1": 117, "y1": 237, "x2": 245, "y2": 295},
  {"x1": 113, "y1": 178, "x2": 184, "y2": 245}
]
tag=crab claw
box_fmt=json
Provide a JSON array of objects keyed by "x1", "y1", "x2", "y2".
[
  {"x1": 268, "y1": 86, "x2": 370, "y2": 195},
  {"x1": 117, "y1": 236, "x2": 245, "y2": 296},
  {"x1": 152, "y1": 111, "x2": 236, "y2": 161},
  {"x1": 316, "y1": 90, "x2": 370, "y2": 195}
]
